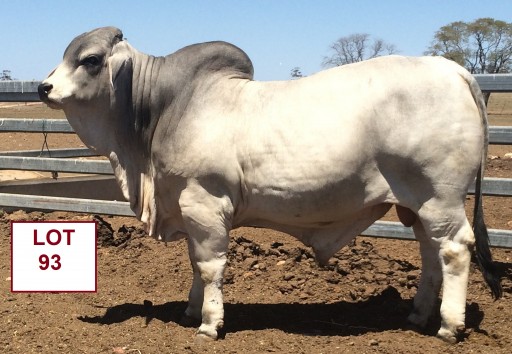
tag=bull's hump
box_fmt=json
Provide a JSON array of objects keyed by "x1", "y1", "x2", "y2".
[{"x1": 170, "y1": 41, "x2": 254, "y2": 80}]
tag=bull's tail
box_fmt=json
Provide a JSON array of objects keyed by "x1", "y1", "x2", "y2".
[
  {"x1": 465, "y1": 72, "x2": 502, "y2": 299},
  {"x1": 473, "y1": 165, "x2": 502, "y2": 299}
]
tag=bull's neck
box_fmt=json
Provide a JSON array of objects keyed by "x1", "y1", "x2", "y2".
[
  {"x1": 128, "y1": 52, "x2": 167, "y2": 156},
  {"x1": 107, "y1": 51, "x2": 166, "y2": 214}
]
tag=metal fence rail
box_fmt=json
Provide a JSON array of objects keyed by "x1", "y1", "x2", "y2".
[
  {"x1": 0, "y1": 156, "x2": 112, "y2": 174},
  {"x1": 2, "y1": 119, "x2": 511, "y2": 195},
  {"x1": 1, "y1": 75, "x2": 511, "y2": 101},
  {"x1": 2, "y1": 192, "x2": 511, "y2": 247},
  {"x1": 473, "y1": 74, "x2": 512, "y2": 92},
  {"x1": 362, "y1": 221, "x2": 512, "y2": 248},
  {"x1": 468, "y1": 177, "x2": 512, "y2": 197},
  {"x1": 1, "y1": 76, "x2": 511, "y2": 247},
  {"x1": 0, "y1": 81, "x2": 40, "y2": 101},
  {"x1": 0, "y1": 193, "x2": 132, "y2": 216},
  {"x1": 1, "y1": 118, "x2": 508, "y2": 143},
  {"x1": 1, "y1": 147, "x2": 95, "y2": 158},
  {"x1": 490, "y1": 126, "x2": 512, "y2": 144},
  {"x1": 0, "y1": 118, "x2": 75, "y2": 133}
]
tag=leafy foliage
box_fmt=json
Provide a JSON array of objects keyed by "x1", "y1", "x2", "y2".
[{"x1": 426, "y1": 18, "x2": 512, "y2": 74}]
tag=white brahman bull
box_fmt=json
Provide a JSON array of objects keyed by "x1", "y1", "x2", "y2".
[{"x1": 39, "y1": 27, "x2": 501, "y2": 343}]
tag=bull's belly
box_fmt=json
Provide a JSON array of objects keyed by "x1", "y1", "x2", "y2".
[
  {"x1": 236, "y1": 201, "x2": 389, "y2": 230},
  {"x1": 235, "y1": 198, "x2": 392, "y2": 263},
  {"x1": 235, "y1": 178, "x2": 391, "y2": 231}
]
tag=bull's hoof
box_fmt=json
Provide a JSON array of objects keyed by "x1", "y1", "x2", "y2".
[
  {"x1": 436, "y1": 330, "x2": 457, "y2": 344},
  {"x1": 194, "y1": 320, "x2": 224, "y2": 342},
  {"x1": 436, "y1": 326, "x2": 464, "y2": 344}
]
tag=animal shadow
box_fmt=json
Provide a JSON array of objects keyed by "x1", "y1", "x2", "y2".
[
  {"x1": 78, "y1": 299, "x2": 187, "y2": 327},
  {"x1": 78, "y1": 286, "x2": 485, "y2": 337}
]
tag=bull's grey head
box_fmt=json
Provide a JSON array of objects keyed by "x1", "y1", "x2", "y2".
[
  {"x1": 38, "y1": 27, "x2": 134, "y2": 154},
  {"x1": 39, "y1": 27, "x2": 131, "y2": 108}
]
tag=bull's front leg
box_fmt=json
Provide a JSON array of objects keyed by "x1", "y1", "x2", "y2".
[
  {"x1": 186, "y1": 235, "x2": 228, "y2": 340},
  {"x1": 179, "y1": 184, "x2": 233, "y2": 341}
]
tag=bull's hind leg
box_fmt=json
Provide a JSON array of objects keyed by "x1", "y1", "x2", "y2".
[
  {"x1": 417, "y1": 201, "x2": 474, "y2": 343},
  {"x1": 408, "y1": 220, "x2": 442, "y2": 328},
  {"x1": 182, "y1": 243, "x2": 205, "y2": 325}
]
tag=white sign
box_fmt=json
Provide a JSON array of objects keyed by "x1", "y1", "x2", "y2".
[{"x1": 11, "y1": 221, "x2": 97, "y2": 292}]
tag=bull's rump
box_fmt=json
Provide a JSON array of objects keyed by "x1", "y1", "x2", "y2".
[{"x1": 234, "y1": 56, "x2": 484, "y2": 225}]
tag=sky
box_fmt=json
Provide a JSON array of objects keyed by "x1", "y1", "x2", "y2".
[{"x1": 2, "y1": 0, "x2": 512, "y2": 81}]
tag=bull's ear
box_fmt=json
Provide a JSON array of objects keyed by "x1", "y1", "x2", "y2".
[{"x1": 108, "y1": 42, "x2": 133, "y2": 93}]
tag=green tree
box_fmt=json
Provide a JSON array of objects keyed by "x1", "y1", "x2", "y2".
[
  {"x1": 322, "y1": 33, "x2": 398, "y2": 68},
  {"x1": 426, "y1": 18, "x2": 512, "y2": 74}
]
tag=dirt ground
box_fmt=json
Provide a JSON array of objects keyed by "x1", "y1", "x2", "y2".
[{"x1": 0, "y1": 97, "x2": 511, "y2": 353}]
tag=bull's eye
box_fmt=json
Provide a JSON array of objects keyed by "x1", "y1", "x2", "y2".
[{"x1": 81, "y1": 55, "x2": 101, "y2": 67}]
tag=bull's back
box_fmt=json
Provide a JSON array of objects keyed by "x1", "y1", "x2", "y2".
[{"x1": 240, "y1": 56, "x2": 483, "y2": 183}]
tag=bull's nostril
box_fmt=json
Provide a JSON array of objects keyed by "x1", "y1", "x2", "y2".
[{"x1": 38, "y1": 83, "x2": 53, "y2": 100}]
